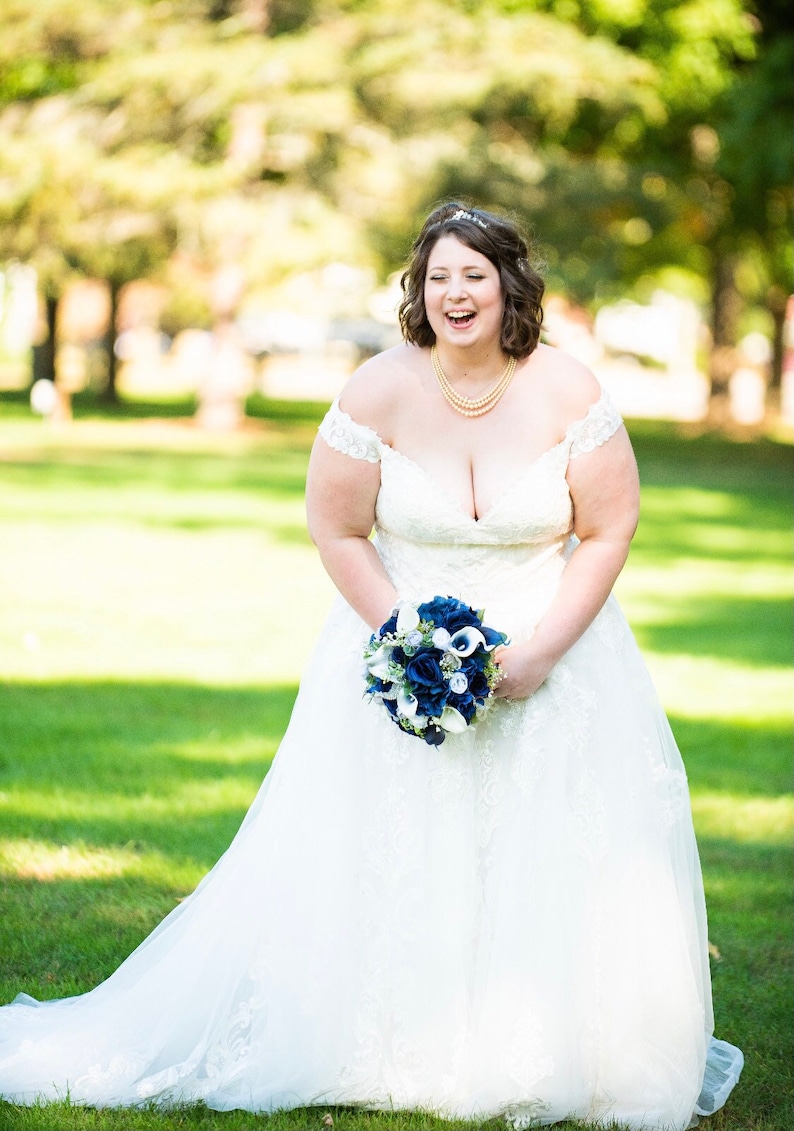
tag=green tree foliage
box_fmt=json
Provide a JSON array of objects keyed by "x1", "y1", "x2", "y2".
[
  {"x1": 711, "y1": 5, "x2": 793, "y2": 409},
  {"x1": 0, "y1": 0, "x2": 362, "y2": 392},
  {"x1": 0, "y1": 0, "x2": 788, "y2": 411},
  {"x1": 372, "y1": 0, "x2": 790, "y2": 414}
]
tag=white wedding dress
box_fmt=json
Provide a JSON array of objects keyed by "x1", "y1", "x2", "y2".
[{"x1": 0, "y1": 390, "x2": 743, "y2": 1129}]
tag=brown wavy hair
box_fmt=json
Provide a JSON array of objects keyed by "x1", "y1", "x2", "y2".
[{"x1": 398, "y1": 202, "x2": 544, "y2": 359}]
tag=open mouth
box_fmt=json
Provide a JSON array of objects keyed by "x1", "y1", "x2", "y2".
[{"x1": 446, "y1": 310, "x2": 476, "y2": 327}]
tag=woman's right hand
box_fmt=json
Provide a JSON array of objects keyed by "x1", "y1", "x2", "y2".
[{"x1": 492, "y1": 642, "x2": 552, "y2": 700}]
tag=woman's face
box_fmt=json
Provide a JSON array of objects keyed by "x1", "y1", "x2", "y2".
[{"x1": 423, "y1": 235, "x2": 504, "y2": 351}]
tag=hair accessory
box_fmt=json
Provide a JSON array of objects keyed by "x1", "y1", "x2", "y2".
[
  {"x1": 431, "y1": 345, "x2": 516, "y2": 418},
  {"x1": 448, "y1": 209, "x2": 488, "y2": 230}
]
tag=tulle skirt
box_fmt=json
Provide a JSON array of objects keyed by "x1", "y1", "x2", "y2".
[{"x1": 0, "y1": 594, "x2": 742, "y2": 1129}]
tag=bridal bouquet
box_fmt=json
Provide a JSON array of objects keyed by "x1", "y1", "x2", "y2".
[{"x1": 363, "y1": 596, "x2": 508, "y2": 745}]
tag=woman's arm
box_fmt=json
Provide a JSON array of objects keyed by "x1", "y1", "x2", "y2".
[
  {"x1": 494, "y1": 420, "x2": 640, "y2": 699},
  {"x1": 305, "y1": 433, "x2": 398, "y2": 631}
]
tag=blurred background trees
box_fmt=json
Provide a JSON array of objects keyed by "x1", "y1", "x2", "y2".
[{"x1": 0, "y1": 0, "x2": 790, "y2": 420}]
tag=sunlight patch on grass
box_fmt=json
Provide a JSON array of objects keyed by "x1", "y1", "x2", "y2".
[
  {"x1": 0, "y1": 523, "x2": 334, "y2": 685},
  {"x1": 0, "y1": 484, "x2": 310, "y2": 530},
  {"x1": 701, "y1": 868, "x2": 791, "y2": 907},
  {"x1": 618, "y1": 559, "x2": 792, "y2": 607},
  {"x1": 690, "y1": 793, "x2": 794, "y2": 845},
  {"x1": 0, "y1": 415, "x2": 319, "y2": 456},
  {"x1": 164, "y1": 735, "x2": 279, "y2": 763},
  {"x1": 0, "y1": 839, "x2": 136, "y2": 881},
  {"x1": 0, "y1": 839, "x2": 201, "y2": 890},
  {"x1": 640, "y1": 486, "x2": 751, "y2": 520},
  {"x1": 5, "y1": 780, "x2": 265, "y2": 822},
  {"x1": 636, "y1": 653, "x2": 791, "y2": 721}
]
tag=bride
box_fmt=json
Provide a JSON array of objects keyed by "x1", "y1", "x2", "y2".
[{"x1": 0, "y1": 202, "x2": 742, "y2": 1129}]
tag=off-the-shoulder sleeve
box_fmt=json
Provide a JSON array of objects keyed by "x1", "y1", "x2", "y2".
[
  {"x1": 567, "y1": 389, "x2": 623, "y2": 459},
  {"x1": 318, "y1": 398, "x2": 382, "y2": 463}
]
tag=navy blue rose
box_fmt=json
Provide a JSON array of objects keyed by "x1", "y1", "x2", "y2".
[
  {"x1": 378, "y1": 611, "x2": 399, "y2": 636},
  {"x1": 417, "y1": 595, "x2": 461, "y2": 622},
  {"x1": 417, "y1": 596, "x2": 481, "y2": 633},
  {"x1": 468, "y1": 669, "x2": 491, "y2": 700},
  {"x1": 449, "y1": 691, "x2": 477, "y2": 722},
  {"x1": 462, "y1": 652, "x2": 487, "y2": 675},
  {"x1": 413, "y1": 684, "x2": 448, "y2": 718},
  {"x1": 404, "y1": 650, "x2": 444, "y2": 689},
  {"x1": 402, "y1": 650, "x2": 446, "y2": 718}
]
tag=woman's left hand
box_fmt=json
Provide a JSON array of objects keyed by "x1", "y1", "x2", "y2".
[{"x1": 492, "y1": 643, "x2": 551, "y2": 700}]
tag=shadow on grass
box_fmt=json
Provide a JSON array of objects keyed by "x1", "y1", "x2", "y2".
[
  {"x1": 0, "y1": 682, "x2": 299, "y2": 864},
  {"x1": 697, "y1": 836, "x2": 794, "y2": 1127},
  {"x1": 0, "y1": 870, "x2": 196, "y2": 1000},
  {"x1": 628, "y1": 418, "x2": 793, "y2": 481},
  {"x1": 668, "y1": 714, "x2": 792, "y2": 797},
  {"x1": 0, "y1": 433, "x2": 320, "y2": 547},
  {"x1": 0, "y1": 388, "x2": 198, "y2": 421},
  {"x1": 1, "y1": 677, "x2": 789, "y2": 803},
  {"x1": 1, "y1": 410, "x2": 790, "y2": 557},
  {"x1": 0, "y1": 681, "x2": 298, "y2": 1004},
  {"x1": 630, "y1": 496, "x2": 791, "y2": 568},
  {"x1": 0, "y1": 389, "x2": 329, "y2": 428},
  {"x1": 633, "y1": 592, "x2": 793, "y2": 668},
  {"x1": 0, "y1": 444, "x2": 312, "y2": 501}
]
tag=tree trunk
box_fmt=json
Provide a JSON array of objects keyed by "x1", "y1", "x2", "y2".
[
  {"x1": 708, "y1": 253, "x2": 742, "y2": 426},
  {"x1": 765, "y1": 284, "x2": 787, "y2": 420},
  {"x1": 101, "y1": 278, "x2": 121, "y2": 403},
  {"x1": 31, "y1": 293, "x2": 59, "y2": 385}
]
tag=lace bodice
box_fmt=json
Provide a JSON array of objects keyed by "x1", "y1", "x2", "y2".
[{"x1": 318, "y1": 390, "x2": 623, "y2": 635}]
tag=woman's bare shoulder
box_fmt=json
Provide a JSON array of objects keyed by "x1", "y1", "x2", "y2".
[
  {"x1": 337, "y1": 344, "x2": 423, "y2": 438},
  {"x1": 529, "y1": 344, "x2": 603, "y2": 422}
]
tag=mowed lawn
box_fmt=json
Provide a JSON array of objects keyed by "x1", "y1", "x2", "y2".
[{"x1": 0, "y1": 400, "x2": 791, "y2": 1131}]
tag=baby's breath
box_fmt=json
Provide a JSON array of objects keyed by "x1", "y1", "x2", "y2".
[{"x1": 440, "y1": 653, "x2": 462, "y2": 675}]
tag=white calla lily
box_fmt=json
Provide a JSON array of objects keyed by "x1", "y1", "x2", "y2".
[
  {"x1": 448, "y1": 626, "x2": 486, "y2": 657},
  {"x1": 366, "y1": 643, "x2": 393, "y2": 680},
  {"x1": 438, "y1": 705, "x2": 468, "y2": 733},
  {"x1": 397, "y1": 688, "x2": 419, "y2": 718},
  {"x1": 396, "y1": 603, "x2": 421, "y2": 634}
]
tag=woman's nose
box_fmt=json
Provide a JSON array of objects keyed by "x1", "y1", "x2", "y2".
[{"x1": 445, "y1": 275, "x2": 467, "y2": 300}]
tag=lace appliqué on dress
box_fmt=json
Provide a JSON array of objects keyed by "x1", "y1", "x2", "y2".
[
  {"x1": 319, "y1": 398, "x2": 382, "y2": 463},
  {"x1": 568, "y1": 391, "x2": 622, "y2": 459}
]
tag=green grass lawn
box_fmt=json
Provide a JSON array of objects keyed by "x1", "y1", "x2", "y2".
[{"x1": 0, "y1": 401, "x2": 791, "y2": 1131}]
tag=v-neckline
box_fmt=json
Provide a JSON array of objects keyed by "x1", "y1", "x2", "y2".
[
  {"x1": 328, "y1": 394, "x2": 608, "y2": 525},
  {"x1": 379, "y1": 439, "x2": 569, "y2": 524}
]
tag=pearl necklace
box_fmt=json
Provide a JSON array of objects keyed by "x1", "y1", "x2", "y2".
[{"x1": 431, "y1": 345, "x2": 517, "y2": 418}]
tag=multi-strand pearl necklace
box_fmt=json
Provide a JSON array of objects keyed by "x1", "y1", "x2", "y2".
[{"x1": 431, "y1": 345, "x2": 516, "y2": 418}]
